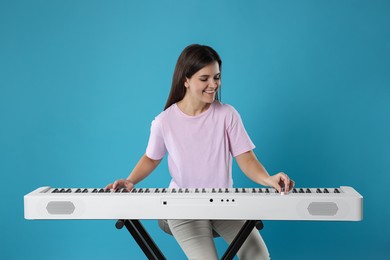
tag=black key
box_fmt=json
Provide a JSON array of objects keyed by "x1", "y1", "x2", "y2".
[
  {"x1": 138, "y1": 188, "x2": 144, "y2": 193},
  {"x1": 60, "y1": 188, "x2": 65, "y2": 193},
  {"x1": 265, "y1": 188, "x2": 270, "y2": 193},
  {"x1": 202, "y1": 188, "x2": 206, "y2": 193},
  {"x1": 252, "y1": 188, "x2": 257, "y2": 193},
  {"x1": 66, "y1": 188, "x2": 71, "y2": 193},
  {"x1": 306, "y1": 188, "x2": 311, "y2": 193},
  {"x1": 225, "y1": 188, "x2": 229, "y2": 193},
  {"x1": 115, "y1": 189, "x2": 121, "y2": 193},
  {"x1": 98, "y1": 188, "x2": 105, "y2": 193},
  {"x1": 92, "y1": 188, "x2": 98, "y2": 193},
  {"x1": 185, "y1": 188, "x2": 189, "y2": 193},
  {"x1": 334, "y1": 188, "x2": 340, "y2": 193},
  {"x1": 105, "y1": 189, "x2": 110, "y2": 193},
  {"x1": 235, "y1": 188, "x2": 239, "y2": 193},
  {"x1": 212, "y1": 188, "x2": 216, "y2": 193},
  {"x1": 218, "y1": 188, "x2": 222, "y2": 193},
  {"x1": 242, "y1": 188, "x2": 246, "y2": 193},
  {"x1": 52, "y1": 188, "x2": 59, "y2": 193},
  {"x1": 121, "y1": 189, "x2": 129, "y2": 193},
  {"x1": 145, "y1": 188, "x2": 150, "y2": 193},
  {"x1": 178, "y1": 188, "x2": 183, "y2": 193},
  {"x1": 75, "y1": 188, "x2": 81, "y2": 193},
  {"x1": 195, "y1": 188, "x2": 199, "y2": 193},
  {"x1": 299, "y1": 188, "x2": 304, "y2": 193},
  {"x1": 324, "y1": 188, "x2": 329, "y2": 193},
  {"x1": 259, "y1": 188, "x2": 263, "y2": 193},
  {"x1": 316, "y1": 188, "x2": 322, "y2": 193},
  {"x1": 82, "y1": 188, "x2": 88, "y2": 193},
  {"x1": 292, "y1": 188, "x2": 297, "y2": 193},
  {"x1": 131, "y1": 189, "x2": 137, "y2": 193},
  {"x1": 172, "y1": 188, "x2": 176, "y2": 193},
  {"x1": 162, "y1": 188, "x2": 166, "y2": 193},
  {"x1": 155, "y1": 188, "x2": 160, "y2": 193}
]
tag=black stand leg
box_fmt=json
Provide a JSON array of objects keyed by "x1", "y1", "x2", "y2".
[
  {"x1": 116, "y1": 219, "x2": 263, "y2": 260},
  {"x1": 116, "y1": 219, "x2": 166, "y2": 260},
  {"x1": 221, "y1": 220, "x2": 264, "y2": 260}
]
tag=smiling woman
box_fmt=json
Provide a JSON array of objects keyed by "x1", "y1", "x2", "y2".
[{"x1": 105, "y1": 44, "x2": 294, "y2": 260}]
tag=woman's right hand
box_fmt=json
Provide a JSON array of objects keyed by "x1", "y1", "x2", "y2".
[{"x1": 105, "y1": 179, "x2": 134, "y2": 191}]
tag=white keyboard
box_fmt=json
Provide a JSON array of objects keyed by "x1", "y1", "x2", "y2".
[{"x1": 24, "y1": 186, "x2": 363, "y2": 221}]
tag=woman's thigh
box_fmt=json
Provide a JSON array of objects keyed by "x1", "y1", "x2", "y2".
[{"x1": 167, "y1": 219, "x2": 218, "y2": 260}]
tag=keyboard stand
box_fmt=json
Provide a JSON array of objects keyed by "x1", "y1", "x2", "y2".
[{"x1": 116, "y1": 219, "x2": 264, "y2": 260}]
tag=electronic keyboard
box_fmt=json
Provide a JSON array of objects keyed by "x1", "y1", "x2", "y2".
[{"x1": 24, "y1": 186, "x2": 363, "y2": 221}]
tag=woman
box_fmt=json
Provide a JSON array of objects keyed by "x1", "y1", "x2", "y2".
[{"x1": 105, "y1": 44, "x2": 294, "y2": 259}]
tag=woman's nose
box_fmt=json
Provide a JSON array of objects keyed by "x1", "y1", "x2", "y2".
[{"x1": 209, "y1": 79, "x2": 218, "y2": 87}]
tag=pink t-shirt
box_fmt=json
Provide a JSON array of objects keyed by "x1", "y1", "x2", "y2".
[{"x1": 145, "y1": 101, "x2": 255, "y2": 188}]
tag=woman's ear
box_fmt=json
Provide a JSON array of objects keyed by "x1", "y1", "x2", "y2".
[{"x1": 184, "y1": 78, "x2": 190, "y2": 88}]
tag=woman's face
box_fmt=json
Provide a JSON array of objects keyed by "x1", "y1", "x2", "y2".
[{"x1": 184, "y1": 61, "x2": 221, "y2": 105}]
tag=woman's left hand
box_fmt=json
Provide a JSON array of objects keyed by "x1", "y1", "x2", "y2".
[{"x1": 264, "y1": 172, "x2": 295, "y2": 193}]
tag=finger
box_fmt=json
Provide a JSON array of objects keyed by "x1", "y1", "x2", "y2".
[
  {"x1": 104, "y1": 184, "x2": 112, "y2": 190},
  {"x1": 284, "y1": 176, "x2": 290, "y2": 193},
  {"x1": 274, "y1": 182, "x2": 282, "y2": 193},
  {"x1": 113, "y1": 180, "x2": 121, "y2": 190},
  {"x1": 279, "y1": 173, "x2": 290, "y2": 193}
]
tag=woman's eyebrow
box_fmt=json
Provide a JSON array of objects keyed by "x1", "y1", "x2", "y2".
[{"x1": 199, "y1": 73, "x2": 221, "y2": 77}]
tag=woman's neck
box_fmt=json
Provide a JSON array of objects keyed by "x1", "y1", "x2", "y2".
[{"x1": 177, "y1": 97, "x2": 212, "y2": 116}]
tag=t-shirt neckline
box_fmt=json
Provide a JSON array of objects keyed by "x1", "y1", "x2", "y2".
[{"x1": 174, "y1": 102, "x2": 215, "y2": 118}]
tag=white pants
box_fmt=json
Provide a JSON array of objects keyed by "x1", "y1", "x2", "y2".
[{"x1": 167, "y1": 219, "x2": 270, "y2": 260}]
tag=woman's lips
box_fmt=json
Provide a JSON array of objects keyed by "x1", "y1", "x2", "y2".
[{"x1": 203, "y1": 89, "x2": 217, "y2": 94}]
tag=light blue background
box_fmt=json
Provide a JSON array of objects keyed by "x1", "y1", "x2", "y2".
[{"x1": 1, "y1": 0, "x2": 389, "y2": 259}]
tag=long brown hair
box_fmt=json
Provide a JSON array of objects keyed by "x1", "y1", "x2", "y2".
[{"x1": 164, "y1": 44, "x2": 222, "y2": 110}]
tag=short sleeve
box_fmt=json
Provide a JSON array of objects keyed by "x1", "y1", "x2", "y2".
[
  {"x1": 145, "y1": 118, "x2": 167, "y2": 160},
  {"x1": 226, "y1": 107, "x2": 255, "y2": 157}
]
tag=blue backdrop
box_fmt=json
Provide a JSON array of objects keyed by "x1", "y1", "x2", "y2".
[{"x1": 1, "y1": 0, "x2": 389, "y2": 259}]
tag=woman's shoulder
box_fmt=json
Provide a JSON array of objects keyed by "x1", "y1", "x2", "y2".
[
  {"x1": 214, "y1": 101, "x2": 240, "y2": 116},
  {"x1": 153, "y1": 103, "x2": 176, "y2": 122}
]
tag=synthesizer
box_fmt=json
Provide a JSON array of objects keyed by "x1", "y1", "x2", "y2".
[{"x1": 24, "y1": 186, "x2": 363, "y2": 221}]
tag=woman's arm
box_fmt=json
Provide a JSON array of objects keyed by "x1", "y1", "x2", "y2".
[
  {"x1": 105, "y1": 154, "x2": 162, "y2": 191},
  {"x1": 235, "y1": 150, "x2": 294, "y2": 192}
]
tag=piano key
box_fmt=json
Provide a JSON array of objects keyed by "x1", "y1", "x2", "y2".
[
  {"x1": 75, "y1": 188, "x2": 81, "y2": 193},
  {"x1": 324, "y1": 188, "x2": 329, "y2": 193},
  {"x1": 92, "y1": 188, "x2": 98, "y2": 193},
  {"x1": 82, "y1": 188, "x2": 88, "y2": 193},
  {"x1": 334, "y1": 188, "x2": 340, "y2": 193},
  {"x1": 316, "y1": 188, "x2": 322, "y2": 193},
  {"x1": 52, "y1": 188, "x2": 59, "y2": 193},
  {"x1": 306, "y1": 188, "x2": 311, "y2": 193}
]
